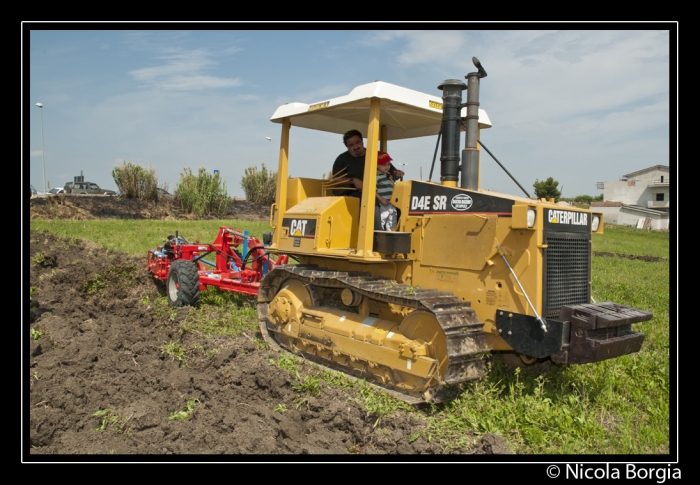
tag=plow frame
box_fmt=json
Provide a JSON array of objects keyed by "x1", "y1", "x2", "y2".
[{"x1": 147, "y1": 226, "x2": 289, "y2": 297}]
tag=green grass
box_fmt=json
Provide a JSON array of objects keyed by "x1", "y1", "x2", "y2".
[
  {"x1": 179, "y1": 289, "x2": 258, "y2": 339},
  {"x1": 29, "y1": 219, "x2": 273, "y2": 257},
  {"x1": 592, "y1": 224, "x2": 670, "y2": 258}
]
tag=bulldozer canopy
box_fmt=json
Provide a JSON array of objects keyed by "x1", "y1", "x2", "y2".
[{"x1": 270, "y1": 81, "x2": 492, "y2": 141}]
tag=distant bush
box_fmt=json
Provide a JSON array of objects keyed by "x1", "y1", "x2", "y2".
[
  {"x1": 112, "y1": 162, "x2": 159, "y2": 201},
  {"x1": 240, "y1": 163, "x2": 277, "y2": 206},
  {"x1": 559, "y1": 194, "x2": 604, "y2": 208},
  {"x1": 175, "y1": 167, "x2": 230, "y2": 217}
]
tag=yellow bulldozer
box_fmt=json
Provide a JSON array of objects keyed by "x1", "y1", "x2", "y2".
[{"x1": 258, "y1": 58, "x2": 652, "y2": 404}]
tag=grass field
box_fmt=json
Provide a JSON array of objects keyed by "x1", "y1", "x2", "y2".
[{"x1": 29, "y1": 219, "x2": 671, "y2": 455}]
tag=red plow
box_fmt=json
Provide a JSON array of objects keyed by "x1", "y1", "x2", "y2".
[{"x1": 147, "y1": 226, "x2": 288, "y2": 306}]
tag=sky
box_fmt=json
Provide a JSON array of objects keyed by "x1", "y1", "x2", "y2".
[{"x1": 24, "y1": 26, "x2": 675, "y2": 199}]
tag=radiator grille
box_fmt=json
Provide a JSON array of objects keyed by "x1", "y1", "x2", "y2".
[{"x1": 543, "y1": 234, "x2": 591, "y2": 319}]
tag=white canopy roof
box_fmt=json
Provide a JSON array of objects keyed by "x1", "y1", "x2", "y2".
[{"x1": 270, "y1": 80, "x2": 492, "y2": 141}]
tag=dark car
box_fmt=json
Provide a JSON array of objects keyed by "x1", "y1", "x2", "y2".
[{"x1": 64, "y1": 181, "x2": 117, "y2": 195}]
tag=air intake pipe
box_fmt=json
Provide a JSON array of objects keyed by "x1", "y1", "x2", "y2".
[
  {"x1": 438, "y1": 57, "x2": 487, "y2": 189},
  {"x1": 437, "y1": 79, "x2": 465, "y2": 187}
]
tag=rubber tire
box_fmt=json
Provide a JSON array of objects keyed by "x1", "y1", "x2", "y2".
[{"x1": 167, "y1": 260, "x2": 200, "y2": 308}]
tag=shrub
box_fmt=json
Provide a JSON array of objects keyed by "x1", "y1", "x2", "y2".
[
  {"x1": 175, "y1": 167, "x2": 230, "y2": 217},
  {"x1": 240, "y1": 163, "x2": 277, "y2": 206},
  {"x1": 112, "y1": 162, "x2": 159, "y2": 201}
]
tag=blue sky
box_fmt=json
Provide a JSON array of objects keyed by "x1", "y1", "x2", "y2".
[{"x1": 25, "y1": 27, "x2": 674, "y2": 199}]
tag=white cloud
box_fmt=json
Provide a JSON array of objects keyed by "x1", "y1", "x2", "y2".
[{"x1": 129, "y1": 48, "x2": 243, "y2": 91}]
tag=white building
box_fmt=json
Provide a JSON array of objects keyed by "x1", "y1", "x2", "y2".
[{"x1": 591, "y1": 165, "x2": 670, "y2": 230}]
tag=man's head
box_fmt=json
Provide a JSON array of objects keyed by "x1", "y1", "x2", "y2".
[
  {"x1": 377, "y1": 151, "x2": 392, "y2": 173},
  {"x1": 343, "y1": 130, "x2": 365, "y2": 158}
]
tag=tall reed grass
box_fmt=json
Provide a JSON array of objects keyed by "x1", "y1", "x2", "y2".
[
  {"x1": 111, "y1": 161, "x2": 159, "y2": 201},
  {"x1": 240, "y1": 163, "x2": 276, "y2": 205},
  {"x1": 175, "y1": 168, "x2": 230, "y2": 218}
]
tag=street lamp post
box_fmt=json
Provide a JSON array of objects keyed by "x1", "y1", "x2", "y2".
[
  {"x1": 35, "y1": 103, "x2": 46, "y2": 194},
  {"x1": 265, "y1": 137, "x2": 272, "y2": 165}
]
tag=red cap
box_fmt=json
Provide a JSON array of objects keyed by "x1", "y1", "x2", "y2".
[{"x1": 377, "y1": 151, "x2": 393, "y2": 165}]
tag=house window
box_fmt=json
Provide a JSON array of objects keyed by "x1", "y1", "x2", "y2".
[
  {"x1": 656, "y1": 193, "x2": 664, "y2": 201},
  {"x1": 660, "y1": 175, "x2": 664, "y2": 182}
]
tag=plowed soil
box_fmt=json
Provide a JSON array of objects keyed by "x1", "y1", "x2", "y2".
[{"x1": 26, "y1": 195, "x2": 512, "y2": 458}]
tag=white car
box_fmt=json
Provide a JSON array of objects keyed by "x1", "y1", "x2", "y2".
[{"x1": 48, "y1": 187, "x2": 65, "y2": 195}]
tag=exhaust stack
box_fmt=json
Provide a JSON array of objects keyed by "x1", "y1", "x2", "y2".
[{"x1": 438, "y1": 57, "x2": 487, "y2": 189}]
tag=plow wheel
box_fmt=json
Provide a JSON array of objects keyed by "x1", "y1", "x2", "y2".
[{"x1": 166, "y1": 260, "x2": 200, "y2": 308}]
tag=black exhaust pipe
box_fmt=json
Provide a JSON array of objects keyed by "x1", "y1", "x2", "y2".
[
  {"x1": 438, "y1": 57, "x2": 487, "y2": 189},
  {"x1": 437, "y1": 79, "x2": 465, "y2": 186}
]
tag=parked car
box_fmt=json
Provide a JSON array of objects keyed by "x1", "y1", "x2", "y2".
[
  {"x1": 30, "y1": 184, "x2": 37, "y2": 198},
  {"x1": 157, "y1": 188, "x2": 172, "y2": 196},
  {"x1": 48, "y1": 187, "x2": 65, "y2": 195},
  {"x1": 64, "y1": 181, "x2": 117, "y2": 195}
]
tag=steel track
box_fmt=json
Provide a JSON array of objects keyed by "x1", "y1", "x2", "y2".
[{"x1": 257, "y1": 264, "x2": 490, "y2": 404}]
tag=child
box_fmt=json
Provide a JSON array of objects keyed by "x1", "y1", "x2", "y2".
[{"x1": 376, "y1": 151, "x2": 398, "y2": 230}]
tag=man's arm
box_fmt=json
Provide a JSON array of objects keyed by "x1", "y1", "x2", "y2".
[{"x1": 388, "y1": 163, "x2": 404, "y2": 180}]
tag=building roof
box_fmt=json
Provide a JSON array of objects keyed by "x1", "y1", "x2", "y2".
[
  {"x1": 619, "y1": 204, "x2": 670, "y2": 217},
  {"x1": 622, "y1": 165, "x2": 670, "y2": 179}
]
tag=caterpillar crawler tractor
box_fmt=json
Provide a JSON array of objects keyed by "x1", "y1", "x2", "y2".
[{"x1": 258, "y1": 58, "x2": 652, "y2": 404}]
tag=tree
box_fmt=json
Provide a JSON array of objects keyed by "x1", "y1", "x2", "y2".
[{"x1": 533, "y1": 177, "x2": 562, "y2": 202}]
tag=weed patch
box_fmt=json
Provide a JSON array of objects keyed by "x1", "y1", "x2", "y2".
[
  {"x1": 30, "y1": 328, "x2": 44, "y2": 341},
  {"x1": 179, "y1": 305, "x2": 256, "y2": 338},
  {"x1": 292, "y1": 374, "x2": 321, "y2": 396},
  {"x1": 169, "y1": 398, "x2": 200, "y2": 421},
  {"x1": 92, "y1": 408, "x2": 131, "y2": 435},
  {"x1": 83, "y1": 274, "x2": 106, "y2": 295},
  {"x1": 269, "y1": 354, "x2": 302, "y2": 374},
  {"x1": 352, "y1": 381, "x2": 412, "y2": 427},
  {"x1": 161, "y1": 341, "x2": 189, "y2": 367},
  {"x1": 321, "y1": 369, "x2": 356, "y2": 391}
]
